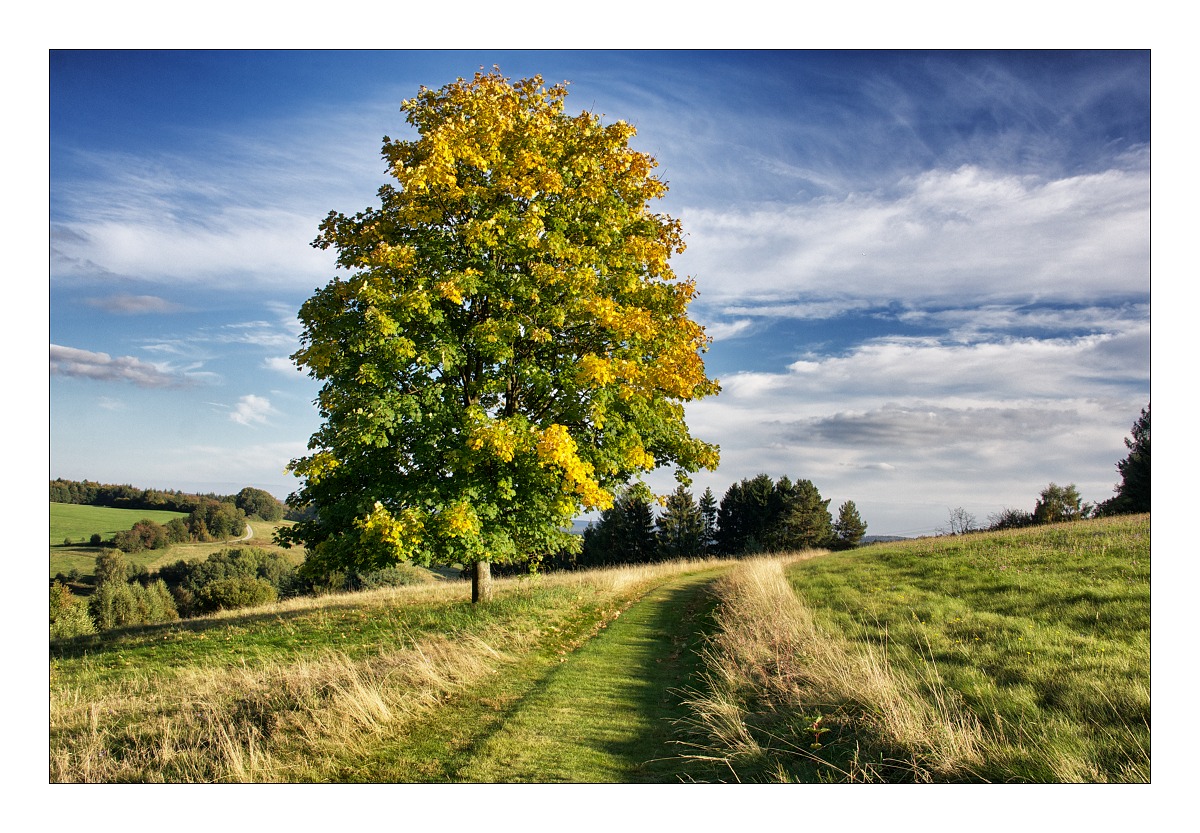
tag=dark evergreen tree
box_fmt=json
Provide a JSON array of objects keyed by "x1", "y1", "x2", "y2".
[
  {"x1": 767, "y1": 477, "x2": 833, "y2": 551},
  {"x1": 1108, "y1": 404, "x2": 1150, "y2": 514},
  {"x1": 717, "y1": 474, "x2": 775, "y2": 554},
  {"x1": 580, "y1": 485, "x2": 659, "y2": 565},
  {"x1": 698, "y1": 486, "x2": 718, "y2": 555},
  {"x1": 832, "y1": 500, "x2": 867, "y2": 549},
  {"x1": 656, "y1": 485, "x2": 703, "y2": 559}
]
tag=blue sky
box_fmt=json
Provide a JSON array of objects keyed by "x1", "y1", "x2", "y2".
[{"x1": 49, "y1": 49, "x2": 1150, "y2": 536}]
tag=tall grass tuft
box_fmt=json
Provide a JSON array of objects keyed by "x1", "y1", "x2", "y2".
[
  {"x1": 679, "y1": 516, "x2": 1150, "y2": 783},
  {"x1": 678, "y1": 555, "x2": 990, "y2": 782}
]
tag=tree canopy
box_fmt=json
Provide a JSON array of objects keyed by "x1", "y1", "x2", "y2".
[{"x1": 280, "y1": 69, "x2": 719, "y2": 600}]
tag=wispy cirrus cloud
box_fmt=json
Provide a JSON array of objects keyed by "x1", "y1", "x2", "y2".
[
  {"x1": 84, "y1": 294, "x2": 185, "y2": 315},
  {"x1": 50, "y1": 344, "x2": 191, "y2": 388},
  {"x1": 49, "y1": 103, "x2": 390, "y2": 289},
  {"x1": 680, "y1": 160, "x2": 1149, "y2": 312}
]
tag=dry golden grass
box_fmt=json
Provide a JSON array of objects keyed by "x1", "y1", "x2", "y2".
[
  {"x1": 678, "y1": 554, "x2": 992, "y2": 782},
  {"x1": 51, "y1": 558, "x2": 728, "y2": 782}
]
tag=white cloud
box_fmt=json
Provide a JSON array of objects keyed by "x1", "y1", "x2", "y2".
[
  {"x1": 229, "y1": 394, "x2": 277, "y2": 426},
  {"x1": 48, "y1": 103, "x2": 389, "y2": 289},
  {"x1": 50, "y1": 344, "x2": 188, "y2": 388},
  {"x1": 84, "y1": 294, "x2": 184, "y2": 315},
  {"x1": 672, "y1": 320, "x2": 1148, "y2": 535},
  {"x1": 702, "y1": 318, "x2": 757, "y2": 341},
  {"x1": 264, "y1": 356, "x2": 301, "y2": 375},
  {"x1": 677, "y1": 162, "x2": 1149, "y2": 308}
]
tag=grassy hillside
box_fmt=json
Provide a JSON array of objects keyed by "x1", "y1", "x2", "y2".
[
  {"x1": 684, "y1": 514, "x2": 1150, "y2": 783},
  {"x1": 49, "y1": 559, "x2": 727, "y2": 782},
  {"x1": 50, "y1": 503, "x2": 299, "y2": 580},
  {"x1": 50, "y1": 503, "x2": 188, "y2": 545},
  {"x1": 49, "y1": 515, "x2": 1150, "y2": 783}
]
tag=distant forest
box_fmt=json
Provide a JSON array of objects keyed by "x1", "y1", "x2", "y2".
[{"x1": 50, "y1": 478, "x2": 285, "y2": 521}]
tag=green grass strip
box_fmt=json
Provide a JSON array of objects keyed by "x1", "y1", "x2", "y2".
[{"x1": 353, "y1": 568, "x2": 726, "y2": 783}]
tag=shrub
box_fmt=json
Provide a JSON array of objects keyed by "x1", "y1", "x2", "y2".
[
  {"x1": 989, "y1": 508, "x2": 1036, "y2": 530},
  {"x1": 50, "y1": 581, "x2": 95, "y2": 639},
  {"x1": 94, "y1": 548, "x2": 128, "y2": 586},
  {"x1": 89, "y1": 533, "x2": 103, "y2": 547},
  {"x1": 194, "y1": 576, "x2": 277, "y2": 612},
  {"x1": 349, "y1": 564, "x2": 429, "y2": 590},
  {"x1": 89, "y1": 579, "x2": 179, "y2": 630},
  {"x1": 114, "y1": 518, "x2": 170, "y2": 552},
  {"x1": 153, "y1": 548, "x2": 299, "y2": 616}
]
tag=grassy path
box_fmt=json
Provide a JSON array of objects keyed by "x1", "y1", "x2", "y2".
[{"x1": 352, "y1": 567, "x2": 725, "y2": 783}]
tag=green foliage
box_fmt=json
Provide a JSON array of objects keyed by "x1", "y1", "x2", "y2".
[
  {"x1": 716, "y1": 473, "x2": 775, "y2": 554},
  {"x1": 50, "y1": 581, "x2": 95, "y2": 639},
  {"x1": 50, "y1": 478, "x2": 203, "y2": 513},
  {"x1": 164, "y1": 517, "x2": 190, "y2": 544},
  {"x1": 656, "y1": 485, "x2": 704, "y2": 559},
  {"x1": 113, "y1": 518, "x2": 170, "y2": 553},
  {"x1": 698, "y1": 487, "x2": 718, "y2": 555},
  {"x1": 1033, "y1": 482, "x2": 1085, "y2": 524},
  {"x1": 831, "y1": 500, "x2": 867, "y2": 549},
  {"x1": 88, "y1": 579, "x2": 179, "y2": 631},
  {"x1": 988, "y1": 507, "x2": 1036, "y2": 530},
  {"x1": 235, "y1": 486, "x2": 285, "y2": 521},
  {"x1": 189, "y1": 499, "x2": 247, "y2": 541},
  {"x1": 280, "y1": 69, "x2": 718, "y2": 599},
  {"x1": 194, "y1": 576, "x2": 277, "y2": 613},
  {"x1": 1104, "y1": 405, "x2": 1150, "y2": 515},
  {"x1": 348, "y1": 563, "x2": 431, "y2": 590},
  {"x1": 581, "y1": 485, "x2": 659, "y2": 565},
  {"x1": 94, "y1": 548, "x2": 128, "y2": 586},
  {"x1": 766, "y1": 477, "x2": 833, "y2": 551},
  {"x1": 717, "y1": 474, "x2": 833, "y2": 554},
  {"x1": 156, "y1": 547, "x2": 300, "y2": 616}
]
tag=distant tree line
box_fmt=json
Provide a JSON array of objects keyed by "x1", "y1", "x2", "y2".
[
  {"x1": 50, "y1": 479, "x2": 285, "y2": 521},
  {"x1": 577, "y1": 474, "x2": 866, "y2": 567},
  {"x1": 967, "y1": 403, "x2": 1149, "y2": 533}
]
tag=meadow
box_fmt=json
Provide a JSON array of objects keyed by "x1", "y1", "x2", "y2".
[
  {"x1": 48, "y1": 515, "x2": 1149, "y2": 783},
  {"x1": 51, "y1": 503, "x2": 187, "y2": 545},
  {"x1": 683, "y1": 514, "x2": 1150, "y2": 782},
  {"x1": 49, "y1": 503, "x2": 298, "y2": 580}
]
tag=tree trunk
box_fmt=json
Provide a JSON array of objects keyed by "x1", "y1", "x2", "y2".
[{"x1": 472, "y1": 560, "x2": 493, "y2": 604}]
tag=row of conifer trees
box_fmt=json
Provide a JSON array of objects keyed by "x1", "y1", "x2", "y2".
[{"x1": 579, "y1": 474, "x2": 867, "y2": 567}]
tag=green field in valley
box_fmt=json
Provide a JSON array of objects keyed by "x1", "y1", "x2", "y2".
[
  {"x1": 50, "y1": 503, "x2": 188, "y2": 545},
  {"x1": 49, "y1": 504, "x2": 297, "y2": 581}
]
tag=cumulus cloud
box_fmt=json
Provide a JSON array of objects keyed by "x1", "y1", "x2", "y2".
[
  {"x1": 229, "y1": 394, "x2": 276, "y2": 426},
  {"x1": 673, "y1": 315, "x2": 1148, "y2": 534},
  {"x1": 50, "y1": 344, "x2": 188, "y2": 388},
  {"x1": 263, "y1": 356, "x2": 301, "y2": 374}
]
